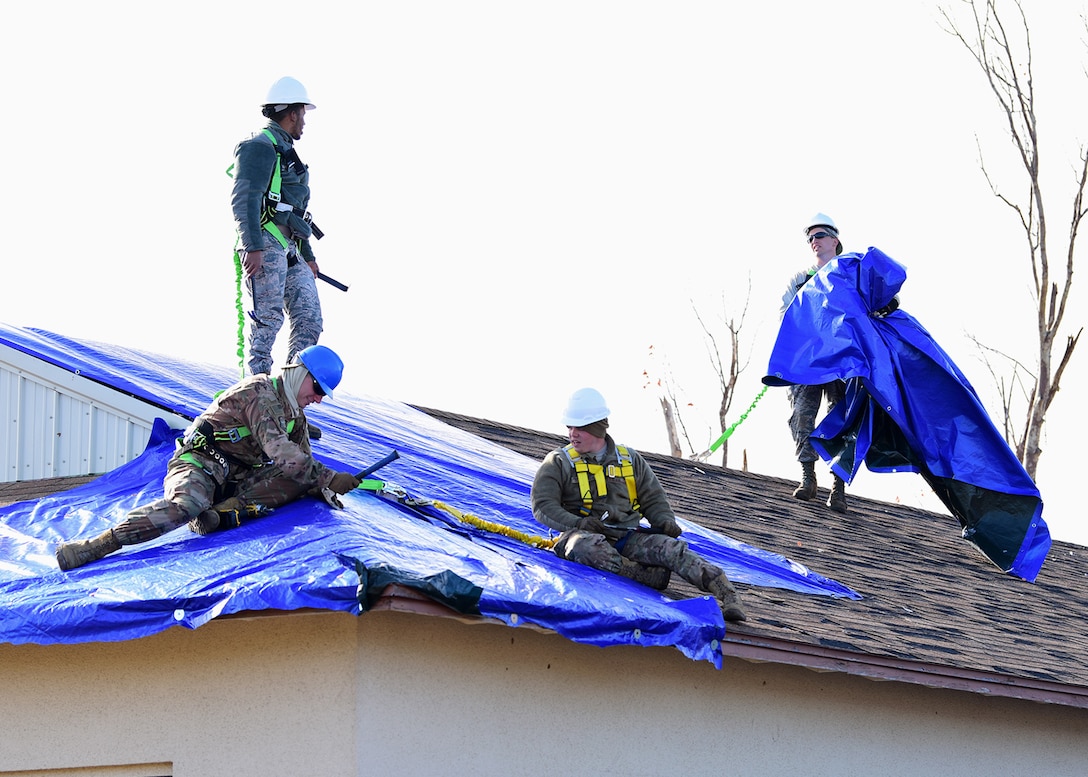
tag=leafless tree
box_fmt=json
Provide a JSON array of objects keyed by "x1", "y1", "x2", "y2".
[
  {"x1": 644, "y1": 280, "x2": 754, "y2": 467},
  {"x1": 642, "y1": 346, "x2": 686, "y2": 458},
  {"x1": 941, "y1": 0, "x2": 1087, "y2": 478}
]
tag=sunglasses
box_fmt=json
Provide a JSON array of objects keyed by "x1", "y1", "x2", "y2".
[
  {"x1": 312, "y1": 375, "x2": 326, "y2": 396},
  {"x1": 807, "y1": 230, "x2": 835, "y2": 244}
]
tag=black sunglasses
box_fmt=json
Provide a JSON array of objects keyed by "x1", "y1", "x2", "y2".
[
  {"x1": 312, "y1": 376, "x2": 326, "y2": 396},
  {"x1": 807, "y1": 230, "x2": 835, "y2": 244}
]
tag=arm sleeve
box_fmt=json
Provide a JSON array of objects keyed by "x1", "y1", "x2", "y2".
[
  {"x1": 230, "y1": 138, "x2": 278, "y2": 252},
  {"x1": 531, "y1": 452, "x2": 583, "y2": 532},
  {"x1": 245, "y1": 391, "x2": 328, "y2": 485},
  {"x1": 630, "y1": 450, "x2": 679, "y2": 530}
]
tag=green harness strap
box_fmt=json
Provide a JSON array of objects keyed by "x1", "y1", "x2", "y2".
[
  {"x1": 178, "y1": 378, "x2": 296, "y2": 468},
  {"x1": 564, "y1": 444, "x2": 641, "y2": 517},
  {"x1": 258, "y1": 129, "x2": 289, "y2": 250}
]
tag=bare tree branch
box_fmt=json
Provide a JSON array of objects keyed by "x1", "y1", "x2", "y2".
[{"x1": 940, "y1": 0, "x2": 1086, "y2": 478}]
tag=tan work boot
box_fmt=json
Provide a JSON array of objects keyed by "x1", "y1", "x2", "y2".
[
  {"x1": 792, "y1": 461, "x2": 817, "y2": 501},
  {"x1": 56, "y1": 529, "x2": 121, "y2": 571},
  {"x1": 616, "y1": 556, "x2": 672, "y2": 591},
  {"x1": 708, "y1": 575, "x2": 748, "y2": 622},
  {"x1": 827, "y1": 476, "x2": 848, "y2": 513}
]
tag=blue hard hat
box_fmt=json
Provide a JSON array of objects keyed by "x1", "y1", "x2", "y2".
[{"x1": 297, "y1": 345, "x2": 344, "y2": 399}]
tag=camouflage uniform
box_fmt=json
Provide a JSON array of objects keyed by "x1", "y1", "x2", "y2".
[
  {"x1": 232, "y1": 121, "x2": 323, "y2": 376},
  {"x1": 781, "y1": 267, "x2": 846, "y2": 463},
  {"x1": 113, "y1": 374, "x2": 334, "y2": 546},
  {"x1": 531, "y1": 436, "x2": 727, "y2": 591}
]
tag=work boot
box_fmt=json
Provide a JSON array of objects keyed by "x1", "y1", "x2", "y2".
[
  {"x1": 827, "y1": 476, "x2": 848, "y2": 513},
  {"x1": 708, "y1": 575, "x2": 748, "y2": 622},
  {"x1": 187, "y1": 510, "x2": 221, "y2": 536},
  {"x1": 308, "y1": 423, "x2": 322, "y2": 440},
  {"x1": 616, "y1": 556, "x2": 672, "y2": 590},
  {"x1": 56, "y1": 529, "x2": 121, "y2": 571},
  {"x1": 792, "y1": 461, "x2": 817, "y2": 501},
  {"x1": 188, "y1": 500, "x2": 270, "y2": 535}
]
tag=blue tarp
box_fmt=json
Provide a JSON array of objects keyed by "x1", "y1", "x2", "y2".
[
  {"x1": 1, "y1": 323, "x2": 860, "y2": 666},
  {"x1": 764, "y1": 248, "x2": 1051, "y2": 582}
]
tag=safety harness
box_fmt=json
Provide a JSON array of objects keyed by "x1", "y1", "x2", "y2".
[
  {"x1": 562, "y1": 443, "x2": 641, "y2": 517},
  {"x1": 226, "y1": 129, "x2": 324, "y2": 375},
  {"x1": 177, "y1": 378, "x2": 297, "y2": 472},
  {"x1": 257, "y1": 128, "x2": 323, "y2": 248}
]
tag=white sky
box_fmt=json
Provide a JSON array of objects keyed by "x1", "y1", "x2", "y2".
[{"x1": 8, "y1": 1, "x2": 1088, "y2": 546}]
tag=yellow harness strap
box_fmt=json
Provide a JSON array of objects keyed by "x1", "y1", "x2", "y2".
[{"x1": 563, "y1": 444, "x2": 640, "y2": 516}]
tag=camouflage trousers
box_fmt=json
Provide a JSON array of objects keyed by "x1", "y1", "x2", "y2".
[
  {"x1": 112, "y1": 456, "x2": 313, "y2": 546},
  {"x1": 787, "y1": 380, "x2": 845, "y2": 463},
  {"x1": 245, "y1": 230, "x2": 323, "y2": 376},
  {"x1": 553, "y1": 529, "x2": 724, "y2": 591}
]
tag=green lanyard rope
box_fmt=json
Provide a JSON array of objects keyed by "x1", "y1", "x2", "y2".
[
  {"x1": 233, "y1": 239, "x2": 246, "y2": 378},
  {"x1": 692, "y1": 385, "x2": 768, "y2": 462}
]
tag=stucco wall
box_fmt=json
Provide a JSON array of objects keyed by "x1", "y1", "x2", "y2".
[
  {"x1": 1, "y1": 609, "x2": 1085, "y2": 776},
  {"x1": 358, "y1": 612, "x2": 1088, "y2": 777},
  {"x1": 0, "y1": 612, "x2": 358, "y2": 776}
]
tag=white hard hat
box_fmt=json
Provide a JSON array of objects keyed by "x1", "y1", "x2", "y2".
[
  {"x1": 562, "y1": 387, "x2": 611, "y2": 427},
  {"x1": 263, "y1": 76, "x2": 316, "y2": 110},
  {"x1": 804, "y1": 213, "x2": 838, "y2": 236}
]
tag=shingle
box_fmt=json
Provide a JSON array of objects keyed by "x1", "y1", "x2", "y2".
[
  {"x1": 6, "y1": 408, "x2": 1084, "y2": 696},
  {"x1": 415, "y1": 405, "x2": 1088, "y2": 690}
]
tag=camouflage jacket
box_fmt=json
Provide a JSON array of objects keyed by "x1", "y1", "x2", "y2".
[
  {"x1": 177, "y1": 374, "x2": 332, "y2": 489},
  {"x1": 530, "y1": 434, "x2": 677, "y2": 540}
]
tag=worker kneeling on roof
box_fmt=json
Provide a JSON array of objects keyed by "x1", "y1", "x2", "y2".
[
  {"x1": 531, "y1": 388, "x2": 747, "y2": 622},
  {"x1": 55, "y1": 346, "x2": 361, "y2": 571}
]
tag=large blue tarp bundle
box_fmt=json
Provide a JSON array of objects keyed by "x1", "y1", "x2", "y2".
[
  {"x1": 764, "y1": 248, "x2": 1051, "y2": 582},
  {"x1": 0, "y1": 323, "x2": 860, "y2": 666}
]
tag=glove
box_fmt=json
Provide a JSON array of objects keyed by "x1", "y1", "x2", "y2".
[
  {"x1": 329, "y1": 471, "x2": 362, "y2": 495},
  {"x1": 658, "y1": 517, "x2": 683, "y2": 538},
  {"x1": 871, "y1": 296, "x2": 900, "y2": 318},
  {"x1": 576, "y1": 514, "x2": 610, "y2": 534}
]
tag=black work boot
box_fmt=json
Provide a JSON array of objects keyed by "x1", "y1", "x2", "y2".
[
  {"x1": 708, "y1": 575, "x2": 748, "y2": 622},
  {"x1": 617, "y1": 557, "x2": 672, "y2": 591},
  {"x1": 792, "y1": 461, "x2": 818, "y2": 501},
  {"x1": 188, "y1": 499, "x2": 270, "y2": 535},
  {"x1": 827, "y1": 476, "x2": 848, "y2": 513},
  {"x1": 187, "y1": 510, "x2": 222, "y2": 536},
  {"x1": 56, "y1": 528, "x2": 121, "y2": 571}
]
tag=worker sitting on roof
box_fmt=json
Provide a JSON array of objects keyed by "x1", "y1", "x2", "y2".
[
  {"x1": 55, "y1": 345, "x2": 361, "y2": 571},
  {"x1": 531, "y1": 387, "x2": 747, "y2": 622}
]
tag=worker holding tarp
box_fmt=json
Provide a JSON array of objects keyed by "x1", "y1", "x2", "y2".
[
  {"x1": 764, "y1": 245, "x2": 1051, "y2": 581},
  {"x1": 531, "y1": 388, "x2": 748, "y2": 622},
  {"x1": 55, "y1": 346, "x2": 361, "y2": 571}
]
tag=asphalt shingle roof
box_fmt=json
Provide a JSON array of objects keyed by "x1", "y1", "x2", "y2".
[
  {"x1": 5, "y1": 407, "x2": 1084, "y2": 707},
  {"x1": 415, "y1": 406, "x2": 1088, "y2": 706}
]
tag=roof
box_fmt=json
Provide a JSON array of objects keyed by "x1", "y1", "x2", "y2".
[
  {"x1": 414, "y1": 407, "x2": 1088, "y2": 709},
  {"x1": 3, "y1": 323, "x2": 1085, "y2": 708},
  {"x1": 1, "y1": 323, "x2": 857, "y2": 668}
]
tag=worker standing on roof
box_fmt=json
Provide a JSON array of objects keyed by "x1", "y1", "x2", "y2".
[
  {"x1": 780, "y1": 214, "x2": 898, "y2": 514},
  {"x1": 55, "y1": 346, "x2": 361, "y2": 571},
  {"x1": 231, "y1": 76, "x2": 325, "y2": 436},
  {"x1": 531, "y1": 388, "x2": 747, "y2": 622}
]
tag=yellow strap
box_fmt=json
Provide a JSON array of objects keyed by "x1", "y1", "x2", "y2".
[
  {"x1": 564, "y1": 445, "x2": 639, "y2": 516},
  {"x1": 614, "y1": 445, "x2": 641, "y2": 514}
]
